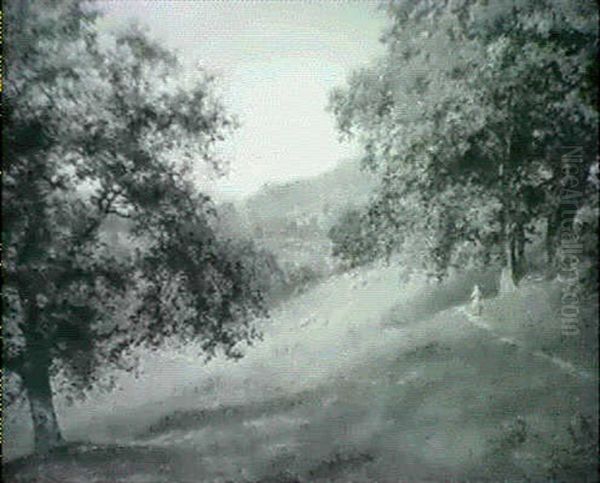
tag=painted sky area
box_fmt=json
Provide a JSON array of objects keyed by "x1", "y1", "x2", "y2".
[{"x1": 96, "y1": 1, "x2": 387, "y2": 200}]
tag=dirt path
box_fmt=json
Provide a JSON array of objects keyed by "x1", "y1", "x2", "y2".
[{"x1": 457, "y1": 305, "x2": 594, "y2": 381}]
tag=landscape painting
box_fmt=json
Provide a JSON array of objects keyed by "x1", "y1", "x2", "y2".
[{"x1": 3, "y1": 1, "x2": 598, "y2": 481}]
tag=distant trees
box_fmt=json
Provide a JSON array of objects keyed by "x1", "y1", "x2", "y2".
[
  {"x1": 328, "y1": 0, "x2": 598, "y2": 288},
  {"x1": 3, "y1": 0, "x2": 267, "y2": 453},
  {"x1": 328, "y1": 207, "x2": 384, "y2": 269}
]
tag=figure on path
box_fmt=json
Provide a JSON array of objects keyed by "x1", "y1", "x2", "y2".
[{"x1": 471, "y1": 284, "x2": 483, "y2": 316}]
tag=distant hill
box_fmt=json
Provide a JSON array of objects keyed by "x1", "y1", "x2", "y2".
[
  {"x1": 219, "y1": 158, "x2": 377, "y2": 274},
  {"x1": 239, "y1": 158, "x2": 376, "y2": 231}
]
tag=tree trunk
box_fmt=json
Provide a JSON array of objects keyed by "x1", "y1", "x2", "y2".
[
  {"x1": 515, "y1": 222, "x2": 527, "y2": 282},
  {"x1": 16, "y1": 269, "x2": 65, "y2": 454},
  {"x1": 499, "y1": 205, "x2": 519, "y2": 294},
  {"x1": 498, "y1": 158, "x2": 518, "y2": 295},
  {"x1": 22, "y1": 355, "x2": 64, "y2": 454},
  {"x1": 500, "y1": 233, "x2": 518, "y2": 294}
]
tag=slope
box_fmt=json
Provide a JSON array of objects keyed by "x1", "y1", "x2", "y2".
[{"x1": 5, "y1": 263, "x2": 597, "y2": 481}]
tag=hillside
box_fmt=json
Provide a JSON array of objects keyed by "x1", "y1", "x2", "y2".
[
  {"x1": 241, "y1": 158, "x2": 376, "y2": 227},
  {"x1": 6, "y1": 263, "x2": 597, "y2": 481},
  {"x1": 222, "y1": 159, "x2": 377, "y2": 275}
]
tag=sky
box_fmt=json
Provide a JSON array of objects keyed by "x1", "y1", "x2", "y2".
[{"x1": 96, "y1": 1, "x2": 387, "y2": 200}]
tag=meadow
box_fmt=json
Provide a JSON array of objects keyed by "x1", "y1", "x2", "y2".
[{"x1": 5, "y1": 261, "x2": 597, "y2": 481}]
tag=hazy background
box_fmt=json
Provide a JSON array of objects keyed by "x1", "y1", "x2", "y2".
[{"x1": 97, "y1": 0, "x2": 387, "y2": 200}]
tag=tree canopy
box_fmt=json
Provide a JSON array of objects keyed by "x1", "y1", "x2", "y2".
[
  {"x1": 328, "y1": 0, "x2": 598, "y2": 285},
  {"x1": 3, "y1": 0, "x2": 267, "y2": 452}
]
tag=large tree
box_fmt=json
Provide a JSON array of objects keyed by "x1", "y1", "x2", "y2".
[
  {"x1": 3, "y1": 0, "x2": 266, "y2": 453},
  {"x1": 329, "y1": 0, "x2": 598, "y2": 288}
]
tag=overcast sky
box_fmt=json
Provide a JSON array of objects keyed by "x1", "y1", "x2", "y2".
[{"x1": 97, "y1": 0, "x2": 387, "y2": 200}]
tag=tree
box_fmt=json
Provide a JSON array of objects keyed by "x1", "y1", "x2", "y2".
[
  {"x1": 329, "y1": 0, "x2": 598, "y2": 288},
  {"x1": 3, "y1": 0, "x2": 266, "y2": 453},
  {"x1": 328, "y1": 207, "x2": 376, "y2": 269}
]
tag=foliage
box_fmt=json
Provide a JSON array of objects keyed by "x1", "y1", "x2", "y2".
[
  {"x1": 2, "y1": 0, "x2": 267, "y2": 450},
  {"x1": 328, "y1": 0, "x2": 598, "y2": 283},
  {"x1": 328, "y1": 207, "x2": 381, "y2": 269}
]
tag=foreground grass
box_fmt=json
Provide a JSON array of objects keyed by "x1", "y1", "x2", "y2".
[{"x1": 5, "y1": 265, "x2": 598, "y2": 481}]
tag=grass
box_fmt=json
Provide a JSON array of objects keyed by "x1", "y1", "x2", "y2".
[
  {"x1": 483, "y1": 277, "x2": 599, "y2": 373},
  {"x1": 4, "y1": 263, "x2": 598, "y2": 482}
]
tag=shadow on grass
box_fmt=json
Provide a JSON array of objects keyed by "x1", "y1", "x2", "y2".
[
  {"x1": 140, "y1": 386, "x2": 329, "y2": 440},
  {"x1": 253, "y1": 449, "x2": 375, "y2": 483},
  {"x1": 3, "y1": 442, "x2": 180, "y2": 483}
]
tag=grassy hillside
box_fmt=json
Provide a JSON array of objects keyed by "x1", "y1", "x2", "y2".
[{"x1": 5, "y1": 263, "x2": 597, "y2": 481}]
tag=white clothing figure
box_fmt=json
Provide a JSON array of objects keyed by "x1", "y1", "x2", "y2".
[{"x1": 470, "y1": 284, "x2": 483, "y2": 316}]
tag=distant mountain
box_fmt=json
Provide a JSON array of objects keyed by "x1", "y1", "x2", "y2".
[{"x1": 239, "y1": 158, "x2": 376, "y2": 228}]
